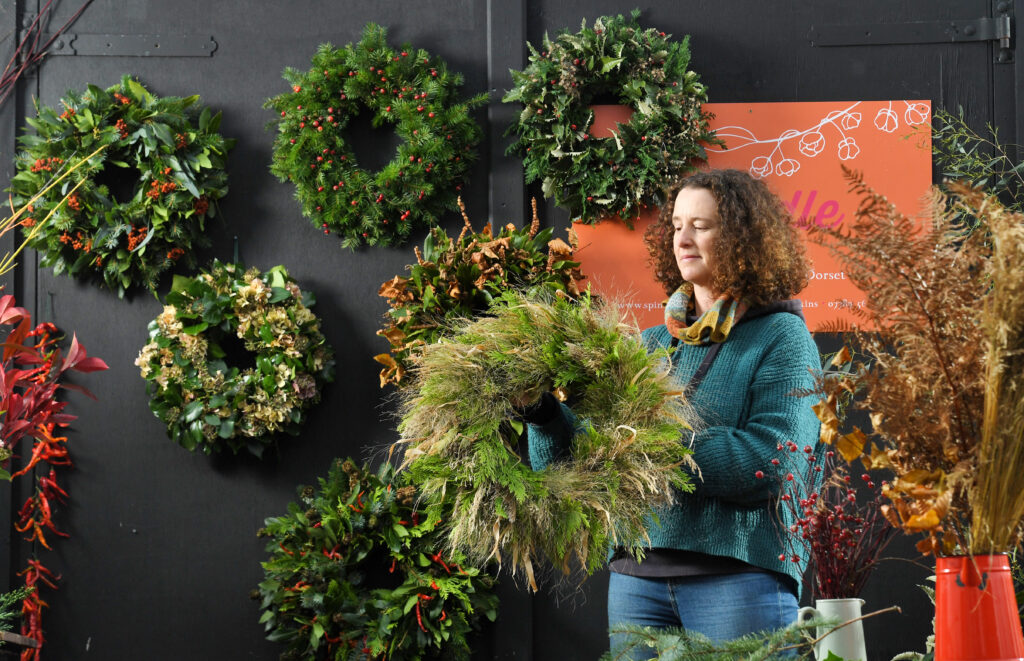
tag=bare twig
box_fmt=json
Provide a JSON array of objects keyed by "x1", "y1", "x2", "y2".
[{"x1": 0, "y1": 0, "x2": 94, "y2": 108}]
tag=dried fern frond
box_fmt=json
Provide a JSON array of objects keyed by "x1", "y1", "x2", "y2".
[
  {"x1": 809, "y1": 168, "x2": 991, "y2": 554},
  {"x1": 396, "y1": 291, "x2": 696, "y2": 588}
]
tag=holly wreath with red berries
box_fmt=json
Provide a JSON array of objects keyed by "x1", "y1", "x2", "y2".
[{"x1": 265, "y1": 23, "x2": 487, "y2": 249}]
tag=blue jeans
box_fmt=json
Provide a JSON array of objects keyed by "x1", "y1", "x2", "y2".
[{"x1": 607, "y1": 571, "x2": 798, "y2": 658}]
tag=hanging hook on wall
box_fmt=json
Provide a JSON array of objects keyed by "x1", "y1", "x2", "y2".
[{"x1": 233, "y1": 235, "x2": 239, "y2": 264}]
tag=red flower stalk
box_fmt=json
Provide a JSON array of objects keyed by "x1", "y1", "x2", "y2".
[{"x1": 0, "y1": 294, "x2": 107, "y2": 657}]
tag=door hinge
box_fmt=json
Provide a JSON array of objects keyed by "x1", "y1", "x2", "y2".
[
  {"x1": 810, "y1": 6, "x2": 1013, "y2": 63},
  {"x1": 46, "y1": 34, "x2": 218, "y2": 57}
]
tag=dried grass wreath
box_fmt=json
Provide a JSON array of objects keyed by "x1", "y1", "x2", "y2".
[{"x1": 397, "y1": 292, "x2": 696, "y2": 589}]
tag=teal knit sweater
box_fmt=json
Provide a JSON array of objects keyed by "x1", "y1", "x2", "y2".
[{"x1": 527, "y1": 307, "x2": 822, "y2": 596}]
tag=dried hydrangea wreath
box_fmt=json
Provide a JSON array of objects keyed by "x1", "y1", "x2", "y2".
[{"x1": 136, "y1": 261, "x2": 334, "y2": 456}]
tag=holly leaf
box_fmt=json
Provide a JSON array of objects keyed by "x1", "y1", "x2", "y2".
[{"x1": 600, "y1": 56, "x2": 624, "y2": 73}]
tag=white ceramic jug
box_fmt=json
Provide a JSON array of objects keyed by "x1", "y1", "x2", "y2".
[{"x1": 797, "y1": 598, "x2": 867, "y2": 661}]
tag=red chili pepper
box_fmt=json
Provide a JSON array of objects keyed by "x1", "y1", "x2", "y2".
[
  {"x1": 278, "y1": 543, "x2": 295, "y2": 557},
  {"x1": 389, "y1": 558, "x2": 397, "y2": 573},
  {"x1": 415, "y1": 599, "x2": 427, "y2": 632},
  {"x1": 440, "y1": 610, "x2": 447, "y2": 622},
  {"x1": 348, "y1": 491, "x2": 366, "y2": 512},
  {"x1": 431, "y1": 552, "x2": 451, "y2": 574}
]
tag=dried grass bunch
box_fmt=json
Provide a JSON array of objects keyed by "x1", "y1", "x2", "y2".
[
  {"x1": 967, "y1": 185, "x2": 1024, "y2": 553},
  {"x1": 812, "y1": 169, "x2": 1024, "y2": 555},
  {"x1": 396, "y1": 291, "x2": 695, "y2": 589}
]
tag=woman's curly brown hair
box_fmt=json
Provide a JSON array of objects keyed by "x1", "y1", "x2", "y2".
[{"x1": 643, "y1": 169, "x2": 810, "y2": 306}]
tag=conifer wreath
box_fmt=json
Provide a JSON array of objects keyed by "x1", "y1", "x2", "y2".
[
  {"x1": 256, "y1": 458, "x2": 497, "y2": 661},
  {"x1": 503, "y1": 11, "x2": 718, "y2": 225},
  {"x1": 135, "y1": 261, "x2": 334, "y2": 456},
  {"x1": 398, "y1": 292, "x2": 696, "y2": 589},
  {"x1": 7, "y1": 75, "x2": 232, "y2": 296},
  {"x1": 266, "y1": 23, "x2": 487, "y2": 249}
]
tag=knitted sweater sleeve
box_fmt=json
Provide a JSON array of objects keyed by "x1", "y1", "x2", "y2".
[
  {"x1": 689, "y1": 321, "x2": 821, "y2": 504},
  {"x1": 526, "y1": 402, "x2": 579, "y2": 470}
]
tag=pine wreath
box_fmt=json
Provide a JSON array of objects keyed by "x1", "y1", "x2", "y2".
[
  {"x1": 135, "y1": 261, "x2": 334, "y2": 456},
  {"x1": 375, "y1": 199, "x2": 584, "y2": 388},
  {"x1": 398, "y1": 292, "x2": 696, "y2": 589},
  {"x1": 503, "y1": 11, "x2": 718, "y2": 225},
  {"x1": 256, "y1": 458, "x2": 498, "y2": 661},
  {"x1": 265, "y1": 23, "x2": 487, "y2": 249},
  {"x1": 7, "y1": 75, "x2": 233, "y2": 296}
]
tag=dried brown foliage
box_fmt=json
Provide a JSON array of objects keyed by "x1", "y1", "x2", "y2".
[
  {"x1": 375, "y1": 199, "x2": 584, "y2": 387},
  {"x1": 809, "y1": 169, "x2": 993, "y2": 555}
]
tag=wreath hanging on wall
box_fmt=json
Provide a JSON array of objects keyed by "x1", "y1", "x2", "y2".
[
  {"x1": 398, "y1": 292, "x2": 696, "y2": 590},
  {"x1": 7, "y1": 75, "x2": 233, "y2": 296},
  {"x1": 503, "y1": 10, "x2": 718, "y2": 225},
  {"x1": 375, "y1": 199, "x2": 584, "y2": 387},
  {"x1": 135, "y1": 260, "x2": 334, "y2": 456},
  {"x1": 256, "y1": 458, "x2": 498, "y2": 661},
  {"x1": 265, "y1": 23, "x2": 487, "y2": 249}
]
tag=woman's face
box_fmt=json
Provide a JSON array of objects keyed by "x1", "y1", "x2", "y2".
[{"x1": 672, "y1": 186, "x2": 721, "y2": 292}]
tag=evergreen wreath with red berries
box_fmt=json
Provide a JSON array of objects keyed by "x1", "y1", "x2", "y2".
[
  {"x1": 7, "y1": 75, "x2": 233, "y2": 297},
  {"x1": 265, "y1": 23, "x2": 487, "y2": 249},
  {"x1": 256, "y1": 458, "x2": 497, "y2": 661},
  {"x1": 503, "y1": 10, "x2": 718, "y2": 225}
]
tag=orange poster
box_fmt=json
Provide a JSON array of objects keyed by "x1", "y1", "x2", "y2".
[{"x1": 573, "y1": 100, "x2": 932, "y2": 331}]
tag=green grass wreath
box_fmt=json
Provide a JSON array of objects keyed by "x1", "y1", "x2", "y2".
[
  {"x1": 265, "y1": 23, "x2": 487, "y2": 249},
  {"x1": 503, "y1": 11, "x2": 717, "y2": 225},
  {"x1": 398, "y1": 292, "x2": 696, "y2": 589},
  {"x1": 256, "y1": 458, "x2": 497, "y2": 661},
  {"x1": 7, "y1": 75, "x2": 233, "y2": 296},
  {"x1": 135, "y1": 260, "x2": 334, "y2": 456},
  {"x1": 375, "y1": 199, "x2": 584, "y2": 387}
]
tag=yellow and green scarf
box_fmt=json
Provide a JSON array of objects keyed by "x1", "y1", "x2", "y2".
[{"x1": 664, "y1": 283, "x2": 747, "y2": 345}]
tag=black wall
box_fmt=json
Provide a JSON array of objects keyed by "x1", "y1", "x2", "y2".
[{"x1": 0, "y1": 1, "x2": 1017, "y2": 659}]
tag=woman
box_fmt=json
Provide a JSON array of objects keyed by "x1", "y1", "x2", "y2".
[{"x1": 524, "y1": 169, "x2": 821, "y2": 651}]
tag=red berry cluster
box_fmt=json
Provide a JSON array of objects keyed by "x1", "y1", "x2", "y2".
[
  {"x1": 758, "y1": 442, "x2": 896, "y2": 600},
  {"x1": 266, "y1": 24, "x2": 484, "y2": 248},
  {"x1": 30, "y1": 156, "x2": 64, "y2": 173}
]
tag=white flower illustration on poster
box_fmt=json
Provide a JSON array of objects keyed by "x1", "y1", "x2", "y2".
[{"x1": 708, "y1": 101, "x2": 928, "y2": 179}]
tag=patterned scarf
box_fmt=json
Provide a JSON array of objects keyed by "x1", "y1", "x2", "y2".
[{"x1": 664, "y1": 283, "x2": 747, "y2": 345}]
